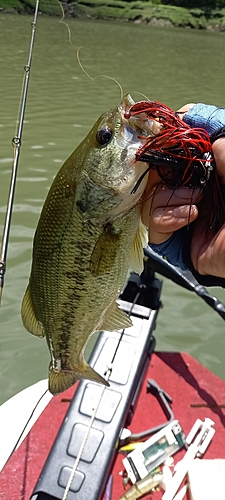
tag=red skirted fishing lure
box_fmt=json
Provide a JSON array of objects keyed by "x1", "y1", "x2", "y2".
[
  {"x1": 125, "y1": 100, "x2": 214, "y2": 191},
  {"x1": 125, "y1": 100, "x2": 225, "y2": 232}
]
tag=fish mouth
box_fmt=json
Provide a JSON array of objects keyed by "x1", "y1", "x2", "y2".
[
  {"x1": 118, "y1": 94, "x2": 135, "y2": 114},
  {"x1": 120, "y1": 94, "x2": 162, "y2": 138},
  {"x1": 117, "y1": 94, "x2": 150, "y2": 150}
]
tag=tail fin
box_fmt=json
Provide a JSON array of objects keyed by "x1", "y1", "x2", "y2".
[{"x1": 49, "y1": 362, "x2": 109, "y2": 396}]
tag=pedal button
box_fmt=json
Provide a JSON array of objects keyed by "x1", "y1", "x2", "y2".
[
  {"x1": 80, "y1": 384, "x2": 122, "y2": 422},
  {"x1": 58, "y1": 466, "x2": 85, "y2": 492},
  {"x1": 68, "y1": 423, "x2": 104, "y2": 462}
]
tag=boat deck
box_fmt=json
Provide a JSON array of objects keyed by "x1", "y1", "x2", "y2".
[{"x1": 0, "y1": 351, "x2": 225, "y2": 500}]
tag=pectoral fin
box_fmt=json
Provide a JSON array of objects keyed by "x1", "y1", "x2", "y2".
[
  {"x1": 21, "y1": 284, "x2": 45, "y2": 338},
  {"x1": 90, "y1": 222, "x2": 122, "y2": 276},
  {"x1": 129, "y1": 220, "x2": 148, "y2": 274},
  {"x1": 101, "y1": 301, "x2": 132, "y2": 331}
]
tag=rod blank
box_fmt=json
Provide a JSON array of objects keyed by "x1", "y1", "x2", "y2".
[{"x1": 0, "y1": 0, "x2": 39, "y2": 304}]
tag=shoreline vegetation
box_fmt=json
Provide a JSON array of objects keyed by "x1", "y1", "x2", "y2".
[{"x1": 1, "y1": 0, "x2": 225, "y2": 31}]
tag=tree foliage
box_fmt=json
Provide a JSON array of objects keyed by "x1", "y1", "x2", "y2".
[{"x1": 161, "y1": 0, "x2": 225, "y2": 8}]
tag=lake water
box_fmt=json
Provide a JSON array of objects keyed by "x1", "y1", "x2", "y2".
[{"x1": 0, "y1": 13, "x2": 225, "y2": 405}]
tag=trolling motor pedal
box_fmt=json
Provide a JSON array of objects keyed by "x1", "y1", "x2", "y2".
[{"x1": 30, "y1": 268, "x2": 162, "y2": 500}]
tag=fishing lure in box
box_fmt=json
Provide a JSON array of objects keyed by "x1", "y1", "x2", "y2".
[{"x1": 123, "y1": 420, "x2": 186, "y2": 484}]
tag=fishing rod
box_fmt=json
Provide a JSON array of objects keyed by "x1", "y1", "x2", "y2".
[{"x1": 0, "y1": 0, "x2": 39, "y2": 305}]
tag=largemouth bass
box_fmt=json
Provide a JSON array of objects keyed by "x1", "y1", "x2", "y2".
[{"x1": 21, "y1": 94, "x2": 158, "y2": 395}]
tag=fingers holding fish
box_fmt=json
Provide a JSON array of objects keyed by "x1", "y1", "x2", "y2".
[
  {"x1": 147, "y1": 203, "x2": 199, "y2": 246},
  {"x1": 142, "y1": 183, "x2": 202, "y2": 245}
]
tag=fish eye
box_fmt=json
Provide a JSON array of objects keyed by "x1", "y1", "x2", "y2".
[{"x1": 96, "y1": 126, "x2": 113, "y2": 146}]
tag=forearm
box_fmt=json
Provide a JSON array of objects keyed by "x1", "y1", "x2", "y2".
[{"x1": 183, "y1": 103, "x2": 225, "y2": 134}]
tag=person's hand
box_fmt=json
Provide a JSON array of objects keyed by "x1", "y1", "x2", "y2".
[
  {"x1": 141, "y1": 137, "x2": 225, "y2": 278},
  {"x1": 142, "y1": 177, "x2": 201, "y2": 245}
]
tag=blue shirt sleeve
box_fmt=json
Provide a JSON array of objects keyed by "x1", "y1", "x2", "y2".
[
  {"x1": 149, "y1": 228, "x2": 188, "y2": 271},
  {"x1": 183, "y1": 103, "x2": 225, "y2": 134}
]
